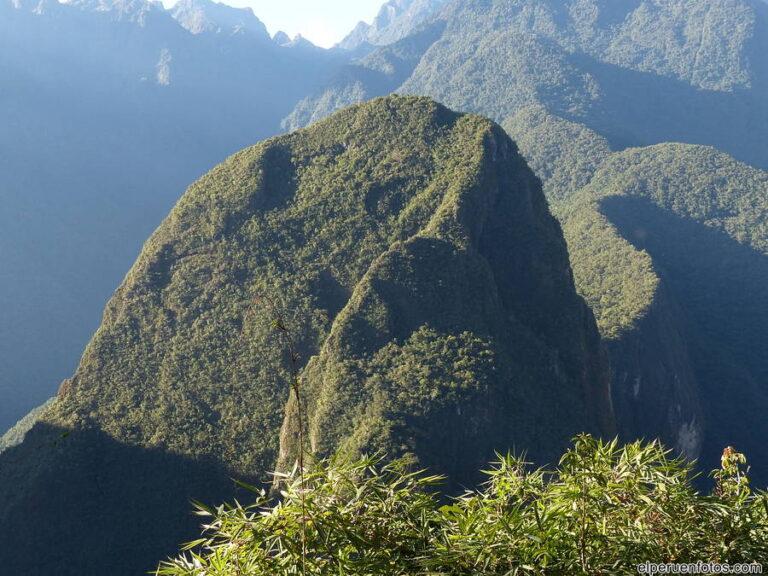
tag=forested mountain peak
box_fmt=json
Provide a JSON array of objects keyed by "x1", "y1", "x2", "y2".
[{"x1": 0, "y1": 96, "x2": 612, "y2": 575}]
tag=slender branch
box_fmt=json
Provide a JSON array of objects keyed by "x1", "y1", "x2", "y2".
[{"x1": 251, "y1": 295, "x2": 308, "y2": 576}]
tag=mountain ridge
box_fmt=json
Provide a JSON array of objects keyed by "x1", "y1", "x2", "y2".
[
  {"x1": 338, "y1": 0, "x2": 448, "y2": 51},
  {"x1": 288, "y1": 0, "x2": 768, "y2": 171},
  {"x1": 0, "y1": 0, "x2": 350, "y2": 430},
  {"x1": 506, "y1": 106, "x2": 768, "y2": 479},
  {"x1": 170, "y1": 0, "x2": 270, "y2": 39},
  {"x1": 0, "y1": 96, "x2": 613, "y2": 575}
]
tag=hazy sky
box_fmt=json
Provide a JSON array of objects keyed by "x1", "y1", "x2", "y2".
[{"x1": 168, "y1": 0, "x2": 386, "y2": 48}]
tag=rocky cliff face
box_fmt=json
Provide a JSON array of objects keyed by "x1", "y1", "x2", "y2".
[
  {"x1": 338, "y1": 0, "x2": 448, "y2": 51},
  {"x1": 607, "y1": 285, "x2": 703, "y2": 460}
]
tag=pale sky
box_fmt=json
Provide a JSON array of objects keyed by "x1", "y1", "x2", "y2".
[{"x1": 169, "y1": 0, "x2": 387, "y2": 48}]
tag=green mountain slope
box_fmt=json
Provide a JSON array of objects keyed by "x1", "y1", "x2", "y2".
[
  {"x1": 509, "y1": 108, "x2": 768, "y2": 479},
  {"x1": 505, "y1": 108, "x2": 703, "y2": 464},
  {"x1": 0, "y1": 398, "x2": 53, "y2": 455},
  {"x1": 0, "y1": 0, "x2": 352, "y2": 432},
  {"x1": 279, "y1": 104, "x2": 614, "y2": 486},
  {"x1": 0, "y1": 96, "x2": 612, "y2": 576},
  {"x1": 287, "y1": 0, "x2": 768, "y2": 171},
  {"x1": 503, "y1": 105, "x2": 613, "y2": 208},
  {"x1": 506, "y1": 104, "x2": 768, "y2": 483},
  {"x1": 569, "y1": 144, "x2": 768, "y2": 477},
  {"x1": 285, "y1": 0, "x2": 768, "y2": 482}
]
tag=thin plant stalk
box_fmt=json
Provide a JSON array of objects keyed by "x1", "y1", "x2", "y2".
[{"x1": 246, "y1": 295, "x2": 309, "y2": 576}]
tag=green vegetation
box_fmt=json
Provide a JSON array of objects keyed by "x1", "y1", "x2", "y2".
[
  {"x1": 50, "y1": 95, "x2": 489, "y2": 479},
  {"x1": 5, "y1": 2, "x2": 768, "y2": 574},
  {"x1": 289, "y1": 0, "x2": 768, "y2": 171},
  {"x1": 278, "y1": 99, "x2": 614, "y2": 487},
  {"x1": 159, "y1": 436, "x2": 768, "y2": 575},
  {"x1": 580, "y1": 145, "x2": 768, "y2": 253},
  {"x1": 564, "y1": 142, "x2": 768, "y2": 338},
  {"x1": 0, "y1": 0, "x2": 355, "y2": 433},
  {"x1": 503, "y1": 105, "x2": 613, "y2": 209},
  {"x1": 0, "y1": 398, "x2": 53, "y2": 455},
  {"x1": 41, "y1": 95, "x2": 607, "y2": 482},
  {"x1": 565, "y1": 144, "x2": 768, "y2": 478},
  {"x1": 502, "y1": 106, "x2": 659, "y2": 339},
  {"x1": 561, "y1": 142, "x2": 768, "y2": 365},
  {"x1": 0, "y1": 96, "x2": 610, "y2": 576},
  {"x1": 561, "y1": 203, "x2": 659, "y2": 339},
  {"x1": 408, "y1": 0, "x2": 764, "y2": 93},
  {"x1": 503, "y1": 102, "x2": 768, "y2": 481}
]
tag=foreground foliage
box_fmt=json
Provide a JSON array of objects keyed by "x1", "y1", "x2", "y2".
[{"x1": 159, "y1": 436, "x2": 768, "y2": 575}]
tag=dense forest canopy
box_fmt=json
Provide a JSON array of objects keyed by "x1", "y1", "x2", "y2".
[{"x1": 0, "y1": 96, "x2": 611, "y2": 575}]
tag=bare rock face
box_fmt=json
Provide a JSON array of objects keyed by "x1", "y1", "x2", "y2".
[
  {"x1": 607, "y1": 285, "x2": 703, "y2": 461},
  {"x1": 170, "y1": 0, "x2": 270, "y2": 39},
  {"x1": 337, "y1": 0, "x2": 448, "y2": 50}
]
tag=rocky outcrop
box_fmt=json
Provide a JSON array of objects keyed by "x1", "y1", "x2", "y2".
[
  {"x1": 608, "y1": 285, "x2": 703, "y2": 460},
  {"x1": 337, "y1": 0, "x2": 448, "y2": 51}
]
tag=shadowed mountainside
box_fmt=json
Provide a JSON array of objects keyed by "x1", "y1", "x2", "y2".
[
  {"x1": 505, "y1": 106, "x2": 768, "y2": 483},
  {"x1": 0, "y1": 0, "x2": 350, "y2": 431}
]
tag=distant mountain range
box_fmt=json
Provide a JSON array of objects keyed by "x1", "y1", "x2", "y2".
[
  {"x1": 338, "y1": 0, "x2": 448, "y2": 50},
  {"x1": 170, "y1": 0, "x2": 270, "y2": 37},
  {"x1": 290, "y1": 0, "x2": 768, "y2": 171}
]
